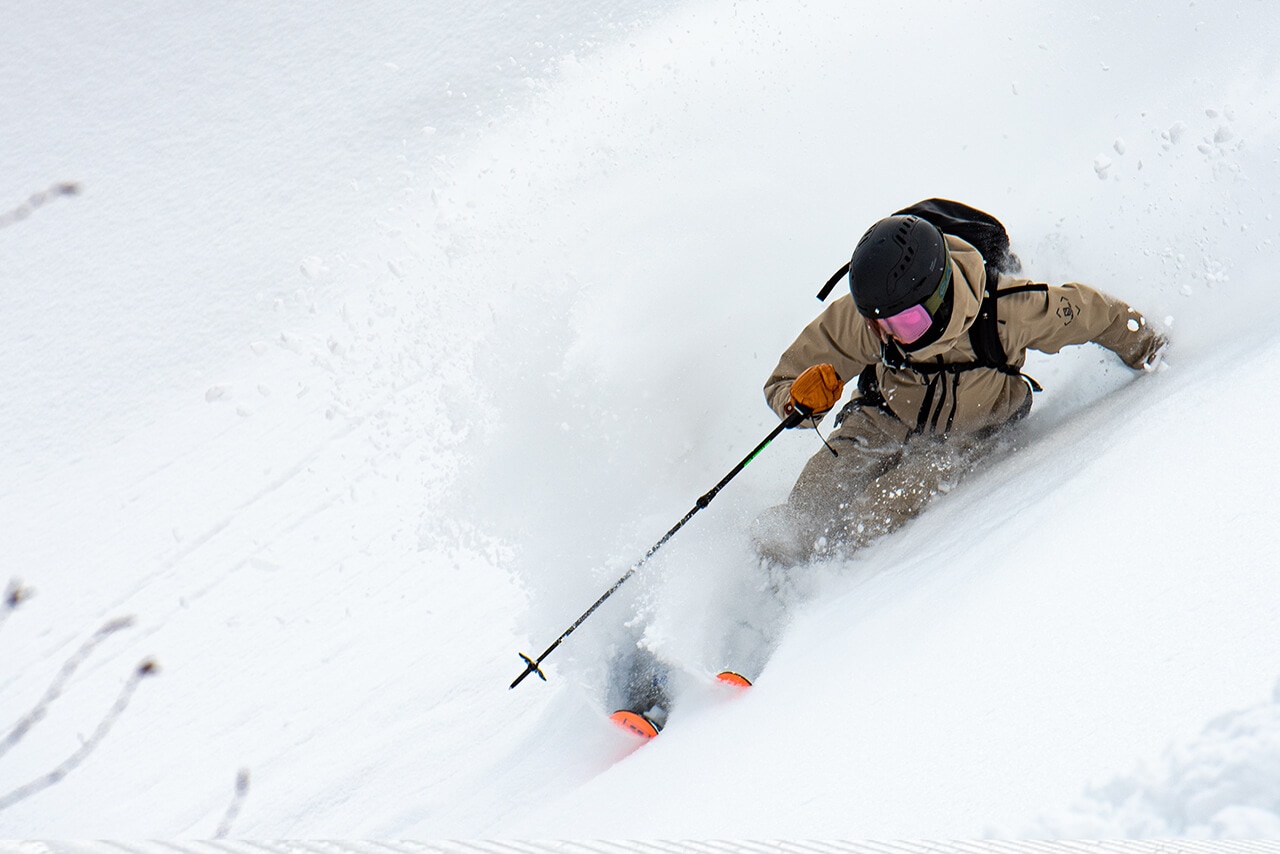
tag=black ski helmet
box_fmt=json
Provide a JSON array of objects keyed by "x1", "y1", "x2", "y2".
[{"x1": 848, "y1": 215, "x2": 949, "y2": 318}]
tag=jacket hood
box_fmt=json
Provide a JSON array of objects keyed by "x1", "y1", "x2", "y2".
[{"x1": 902, "y1": 234, "x2": 986, "y2": 361}]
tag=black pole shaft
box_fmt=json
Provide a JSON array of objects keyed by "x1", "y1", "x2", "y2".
[{"x1": 510, "y1": 410, "x2": 803, "y2": 689}]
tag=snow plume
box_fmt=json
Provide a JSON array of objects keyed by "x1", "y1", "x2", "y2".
[{"x1": 432, "y1": 3, "x2": 883, "y2": 694}]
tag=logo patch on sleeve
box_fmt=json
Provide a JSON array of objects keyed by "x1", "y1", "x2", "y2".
[{"x1": 1056, "y1": 296, "x2": 1079, "y2": 325}]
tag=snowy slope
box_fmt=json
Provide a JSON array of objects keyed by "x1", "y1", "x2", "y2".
[
  {"x1": 505, "y1": 341, "x2": 1280, "y2": 838},
  {"x1": 2, "y1": 0, "x2": 1280, "y2": 839}
]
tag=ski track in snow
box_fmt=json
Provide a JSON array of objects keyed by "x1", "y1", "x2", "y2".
[{"x1": 3, "y1": 0, "x2": 1280, "y2": 840}]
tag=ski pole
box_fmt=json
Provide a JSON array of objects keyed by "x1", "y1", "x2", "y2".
[{"x1": 510, "y1": 407, "x2": 806, "y2": 689}]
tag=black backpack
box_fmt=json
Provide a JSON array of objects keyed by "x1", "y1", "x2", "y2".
[{"x1": 817, "y1": 198, "x2": 1044, "y2": 433}]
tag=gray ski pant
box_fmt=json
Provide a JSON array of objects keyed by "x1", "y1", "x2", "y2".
[{"x1": 749, "y1": 400, "x2": 1018, "y2": 566}]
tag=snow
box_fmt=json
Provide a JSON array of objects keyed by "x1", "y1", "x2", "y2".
[{"x1": 2, "y1": 0, "x2": 1280, "y2": 841}]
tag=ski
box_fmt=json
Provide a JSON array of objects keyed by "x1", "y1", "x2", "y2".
[
  {"x1": 609, "y1": 670, "x2": 752, "y2": 740},
  {"x1": 714, "y1": 670, "x2": 753, "y2": 688},
  {"x1": 608, "y1": 709, "x2": 661, "y2": 739}
]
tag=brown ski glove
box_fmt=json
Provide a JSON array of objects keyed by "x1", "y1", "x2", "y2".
[{"x1": 786, "y1": 363, "x2": 845, "y2": 418}]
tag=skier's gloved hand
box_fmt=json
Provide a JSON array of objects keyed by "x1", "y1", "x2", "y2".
[
  {"x1": 785, "y1": 364, "x2": 844, "y2": 420},
  {"x1": 1143, "y1": 334, "x2": 1170, "y2": 373}
]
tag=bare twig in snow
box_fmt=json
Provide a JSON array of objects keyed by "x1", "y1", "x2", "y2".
[
  {"x1": 0, "y1": 616, "x2": 135, "y2": 761},
  {"x1": 214, "y1": 768, "x2": 251, "y2": 838},
  {"x1": 0, "y1": 658, "x2": 159, "y2": 813},
  {"x1": 0, "y1": 182, "x2": 80, "y2": 229}
]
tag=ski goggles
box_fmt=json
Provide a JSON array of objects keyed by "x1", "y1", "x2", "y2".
[{"x1": 871, "y1": 252, "x2": 953, "y2": 344}]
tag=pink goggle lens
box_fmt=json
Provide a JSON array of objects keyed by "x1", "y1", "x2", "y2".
[{"x1": 874, "y1": 303, "x2": 934, "y2": 344}]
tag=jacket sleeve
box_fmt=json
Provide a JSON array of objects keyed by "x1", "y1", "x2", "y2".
[
  {"x1": 762, "y1": 294, "x2": 883, "y2": 423},
  {"x1": 1001, "y1": 281, "x2": 1167, "y2": 370}
]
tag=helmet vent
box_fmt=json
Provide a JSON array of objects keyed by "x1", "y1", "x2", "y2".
[
  {"x1": 895, "y1": 247, "x2": 914, "y2": 277},
  {"x1": 892, "y1": 218, "x2": 916, "y2": 278}
]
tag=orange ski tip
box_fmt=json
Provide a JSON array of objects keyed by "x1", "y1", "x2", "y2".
[
  {"x1": 609, "y1": 710, "x2": 660, "y2": 739},
  {"x1": 715, "y1": 670, "x2": 753, "y2": 688}
]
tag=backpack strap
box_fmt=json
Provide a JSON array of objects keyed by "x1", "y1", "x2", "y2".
[
  {"x1": 969, "y1": 278, "x2": 1004, "y2": 367},
  {"x1": 980, "y1": 282, "x2": 1047, "y2": 391},
  {"x1": 969, "y1": 272, "x2": 1046, "y2": 361},
  {"x1": 816, "y1": 261, "x2": 851, "y2": 302}
]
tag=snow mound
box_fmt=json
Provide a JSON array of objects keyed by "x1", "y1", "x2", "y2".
[{"x1": 1040, "y1": 680, "x2": 1280, "y2": 837}]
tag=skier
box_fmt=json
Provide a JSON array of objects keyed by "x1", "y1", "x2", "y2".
[
  {"x1": 607, "y1": 200, "x2": 1168, "y2": 736},
  {"x1": 750, "y1": 203, "x2": 1168, "y2": 567}
]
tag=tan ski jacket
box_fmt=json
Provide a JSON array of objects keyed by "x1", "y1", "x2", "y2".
[{"x1": 765, "y1": 235, "x2": 1165, "y2": 439}]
